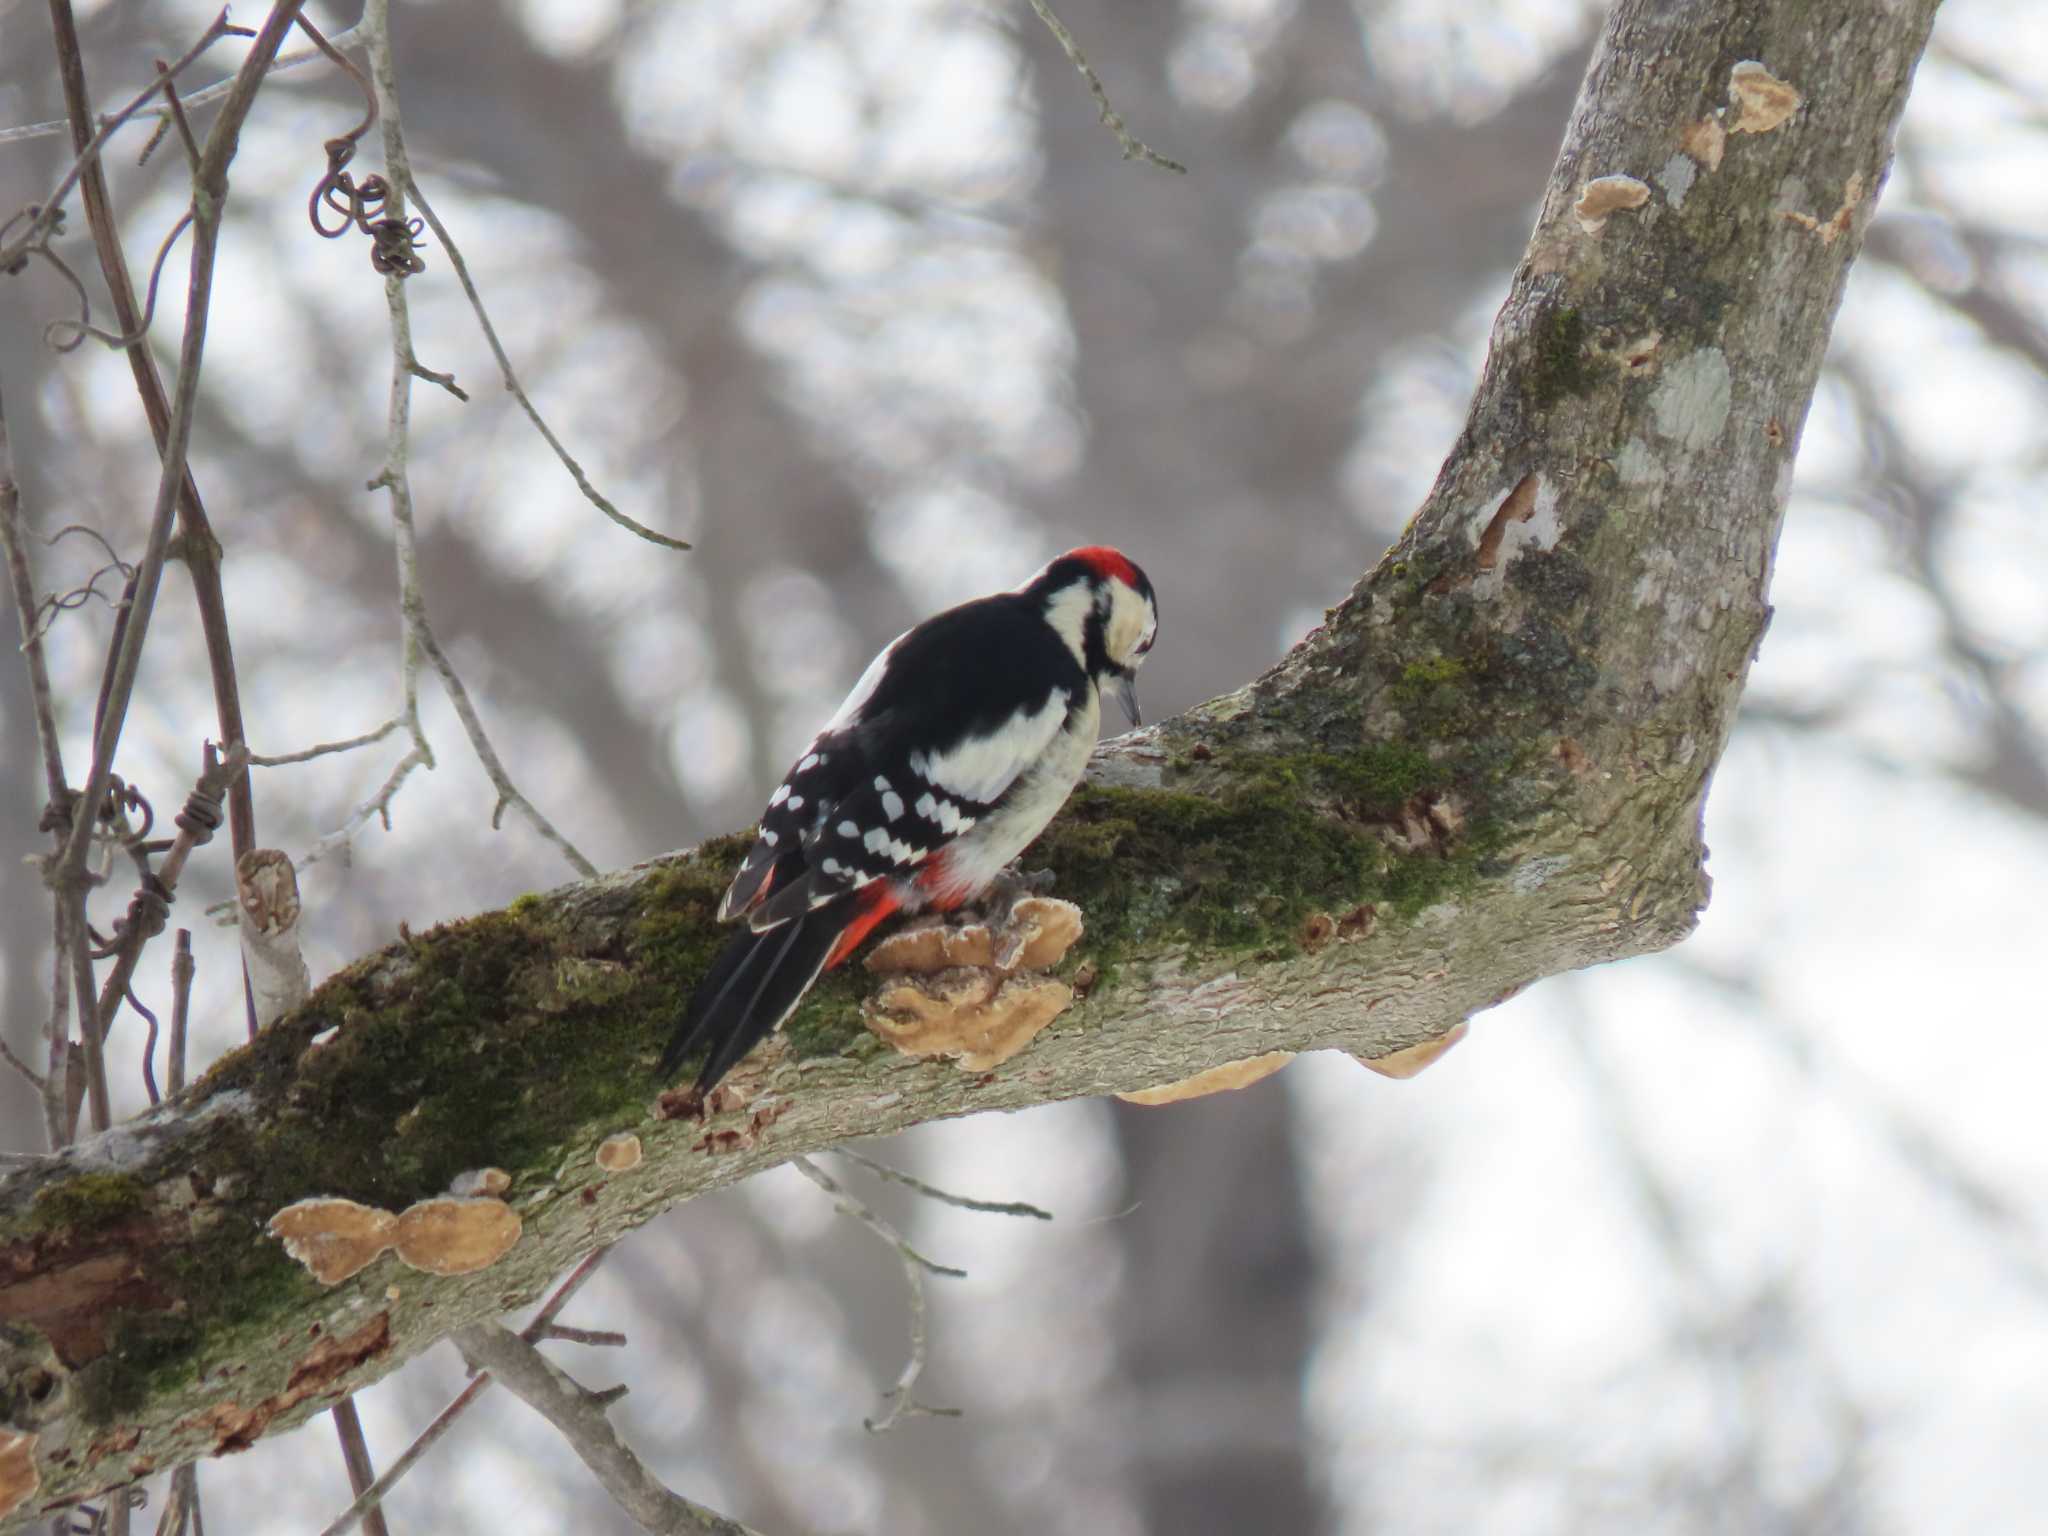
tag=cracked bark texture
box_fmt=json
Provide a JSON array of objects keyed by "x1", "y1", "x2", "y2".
[{"x1": 0, "y1": 0, "x2": 1940, "y2": 1523}]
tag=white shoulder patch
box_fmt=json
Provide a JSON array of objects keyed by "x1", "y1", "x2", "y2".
[{"x1": 914, "y1": 691, "x2": 1069, "y2": 805}]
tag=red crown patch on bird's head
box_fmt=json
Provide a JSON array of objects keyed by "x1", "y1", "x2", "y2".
[{"x1": 1063, "y1": 545, "x2": 1143, "y2": 589}]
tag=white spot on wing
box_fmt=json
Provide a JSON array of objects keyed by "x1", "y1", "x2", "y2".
[
  {"x1": 760, "y1": 830, "x2": 778, "y2": 846},
  {"x1": 798, "y1": 753, "x2": 820, "y2": 773},
  {"x1": 837, "y1": 819, "x2": 859, "y2": 838},
  {"x1": 882, "y1": 790, "x2": 905, "y2": 821},
  {"x1": 768, "y1": 783, "x2": 791, "y2": 809},
  {"x1": 786, "y1": 795, "x2": 804, "y2": 812}
]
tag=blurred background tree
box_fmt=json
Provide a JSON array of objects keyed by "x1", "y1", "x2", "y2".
[{"x1": 0, "y1": 0, "x2": 2041, "y2": 1531}]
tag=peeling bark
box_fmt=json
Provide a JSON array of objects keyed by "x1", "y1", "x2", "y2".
[{"x1": 0, "y1": 0, "x2": 1941, "y2": 1522}]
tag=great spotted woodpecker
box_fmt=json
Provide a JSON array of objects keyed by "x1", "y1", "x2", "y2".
[{"x1": 661, "y1": 546, "x2": 1158, "y2": 1100}]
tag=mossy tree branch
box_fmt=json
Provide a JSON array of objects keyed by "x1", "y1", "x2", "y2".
[{"x1": 0, "y1": 0, "x2": 1939, "y2": 1523}]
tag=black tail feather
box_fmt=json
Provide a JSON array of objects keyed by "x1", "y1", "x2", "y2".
[{"x1": 659, "y1": 903, "x2": 845, "y2": 1098}]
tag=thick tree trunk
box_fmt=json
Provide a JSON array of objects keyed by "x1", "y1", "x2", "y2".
[{"x1": 0, "y1": 0, "x2": 1940, "y2": 1523}]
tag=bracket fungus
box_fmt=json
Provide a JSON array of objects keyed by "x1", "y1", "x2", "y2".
[
  {"x1": 863, "y1": 895, "x2": 1086, "y2": 1072},
  {"x1": 266, "y1": 1198, "x2": 399, "y2": 1287},
  {"x1": 1357, "y1": 1020, "x2": 1470, "y2": 1079},
  {"x1": 269, "y1": 1192, "x2": 522, "y2": 1283},
  {"x1": 1575, "y1": 174, "x2": 1651, "y2": 234},
  {"x1": 1727, "y1": 60, "x2": 1801, "y2": 135},
  {"x1": 1118, "y1": 1051, "x2": 1296, "y2": 1106},
  {"x1": 595, "y1": 1132, "x2": 643, "y2": 1172},
  {"x1": 391, "y1": 1197, "x2": 523, "y2": 1276}
]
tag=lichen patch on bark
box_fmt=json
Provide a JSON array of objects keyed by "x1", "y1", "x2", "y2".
[{"x1": 1649, "y1": 349, "x2": 1732, "y2": 451}]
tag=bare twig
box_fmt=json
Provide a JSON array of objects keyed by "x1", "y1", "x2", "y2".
[
  {"x1": 0, "y1": 20, "x2": 368, "y2": 148},
  {"x1": 45, "y1": 0, "x2": 271, "y2": 1005},
  {"x1": 151, "y1": 1464, "x2": 199, "y2": 1536},
  {"x1": 167, "y1": 929, "x2": 194, "y2": 1095},
  {"x1": 403, "y1": 182, "x2": 691, "y2": 552},
  {"x1": 236, "y1": 849, "x2": 311, "y2": 1026},
  {"x1": 316, "y1": 1249, "x2": 615, "y2": 1536},
  {"x1": 453, "y1": 1324, "x2": 765, "y2": 1536},
  {"x1": 0, "y1": 1038, "x2": 43, "y2": 1091},
  {"x1": 839, "y1": 1149, "x2": 1055, "y2": 1219},
  {"x1": 1023, "y1": 0, "x2": 1187, "y2": 174},
  {"x1": 524, "y1": 1244, "x2": 615, "y2": 1339},
  {"x1": 533, "y1": 1324, "x2": 628, "y2": 1349},
  {"x1": 330, "y1": 1396, "x2": 393, "y2": 1536},
  {"x1": 88, "y1": 744, "x2": 248, "y2": 1061},
  {"x1": 0, "y1": 380, "x2": 73, "y2": 1144},
  {"x1": 248, "y1": 718, "x2": 402, "y2": 766},
  {"x1": 314, "y1": 1371, "x2": 492, "y2": 1536},
  {"x1": 356, "y1": 0, "x2": 598, "y2": 880},
  {"x1": 790, "y1": 1155, "x2": 965, "y2": 1432},
  {"x1": 416, "y1": 622, "x2": 599, "y2": 877},
  {"x1": 0, "y1": 9, "x2": 238, "y2": 269}
]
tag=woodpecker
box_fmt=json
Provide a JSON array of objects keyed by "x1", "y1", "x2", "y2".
[{"x1": 661, "y1": 546, "x2": 1158, "y2": 1101}]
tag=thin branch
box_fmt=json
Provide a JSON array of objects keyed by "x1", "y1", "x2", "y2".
[
  {"x1": 88, "y1": 744, "x2": 247, "y2": 1058},
  {"x1": 0, "y1": 20, "x2": 368, "y2": 148},
  {"x1": 359, "y1": 0, "x2": 598, "y2": 880},
  {"x1": 313, "y1": 1371, "x2": 492, "y2": 1536},
  {"x1": 167, "y1": 930, "x2": 194, "y2": 1096},
  {"x1": 151, "y1": 1464, "x2": 199, "y2": 1536},
  {"x1": 0, "y1": 9, "x2": 238, "y2": 269},
  {"x1": 236, "y1": 850, "x2": 311, "y2": 1027},
  {"x1": 523, "y1": 1244, "x2": 614, "y2": 1339},
  {"x1": 43, "y1": 1, "x2": 304, "y2": 1073},
  {"x1": 532, "y1": 1324, "x2": 628, "y2": 1349},
  {"x1": 45, "y1": 0, "x2": 269, "y2": 997},
  {"x1": 314, "y1": 1249, "x2": 614, "y2": 1536},
  {"x1": 453, "y1": 1324, "x2": 766, "y2": 1536},
  {"x1": 0, "y1": 381, "x2": 72, "y2": 1145},
  {"x1": 0, "y1": 1038, "x2": 43, "y2": 1092},
  {"x1": 839, "y1": 1148, "x2": 1054, "y2": 1220},
  {"x1": 790, "y1": 1155, "x2": 965, "y2": 1432},
  {"x1": 247, "y1": 718, "x2": 403, "y2": 766},
  {"x1": 330, "y1": 1396, "x2": 394, "y2": 1536},
  {"x1": 402, "y1": 182, "x2": 691, "y2": 552},
  {"x1": 416, "y1": 623, "x2": 599, "y2": 877},
  {"x1": 1023, "y1": 0, "x2": 1187, "y2": 174}
]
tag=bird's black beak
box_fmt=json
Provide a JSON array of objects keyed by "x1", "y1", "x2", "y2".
[{"x1": 1112, "y1": 670, "x2": 1142, "y2": 728}]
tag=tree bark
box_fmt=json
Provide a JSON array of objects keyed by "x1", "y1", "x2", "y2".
[{"x1": 0, "y1": 0, "x2": 1940, "y2": 1523}]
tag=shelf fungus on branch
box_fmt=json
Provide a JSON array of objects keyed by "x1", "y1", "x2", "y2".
[
  {"x1": 1117, "y1": 1052, "x2": 1296, "y2": 1106},
  {"x1": 861, "y1": 895, "x2": 1086, "y2": 1072},
  {"x1": 267, "y1": 1198, "x2": 399, "y2": 1287},
  {"x1": 268, "y1": 1193, "x2": 522, "y2": 1285}
]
